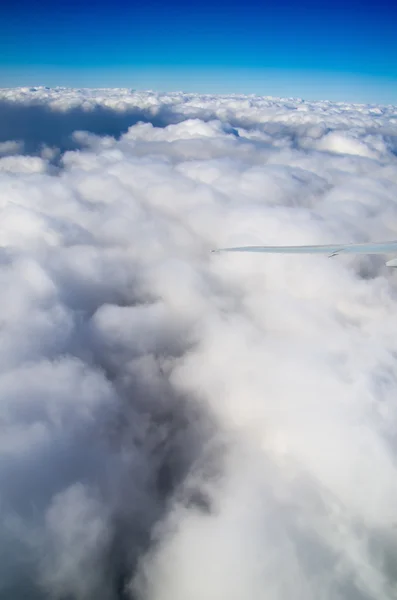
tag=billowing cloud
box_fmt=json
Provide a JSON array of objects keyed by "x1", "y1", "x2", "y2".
[{"x1": 0, "y1": 87, "x2": 397, "y2": 600}]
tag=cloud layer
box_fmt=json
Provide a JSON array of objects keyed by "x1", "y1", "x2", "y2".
[{"x1": 1, "y1": 87, "x2": 397, "y2": 600}]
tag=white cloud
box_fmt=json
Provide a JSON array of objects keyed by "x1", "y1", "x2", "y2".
[
  {"x1": 0, "y1": 140, "x2": 24, "y2": 156},
  {"x1": 0, "y1": 155, "x2": 47, "y2": 173},
  {"x1": 0, "y1": 88, "x2": 397, "y2": 599}
]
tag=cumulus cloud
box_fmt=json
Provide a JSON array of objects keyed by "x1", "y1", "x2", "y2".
[{"x1": 0, "y1": 87, "x2": 397, "y2": 600}]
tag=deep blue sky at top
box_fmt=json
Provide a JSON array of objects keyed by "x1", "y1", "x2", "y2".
[{"x1": 1, "y1": 0, "x2": 396, "y2": 103}]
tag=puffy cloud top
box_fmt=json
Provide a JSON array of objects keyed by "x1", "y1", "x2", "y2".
[{"x1": 0, "y1": 88, "x2": 397, "y2": 600}]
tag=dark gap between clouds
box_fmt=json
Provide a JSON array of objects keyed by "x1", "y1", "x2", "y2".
[
  {"x1": 0, "y1": 100, "x2": 243, "y2": 160},
  {"x1": 0, "y1": 101, "x2": 181, "y2": 156}
]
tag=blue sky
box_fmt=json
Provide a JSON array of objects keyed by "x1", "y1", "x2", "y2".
[{"x1": 1, "y1": 0, "x2": 396, "y2": 104}]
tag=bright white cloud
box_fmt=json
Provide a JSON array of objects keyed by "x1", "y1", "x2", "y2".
[{"x1": 0, "y1": 88, "x2": 397, "y2": 600}]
